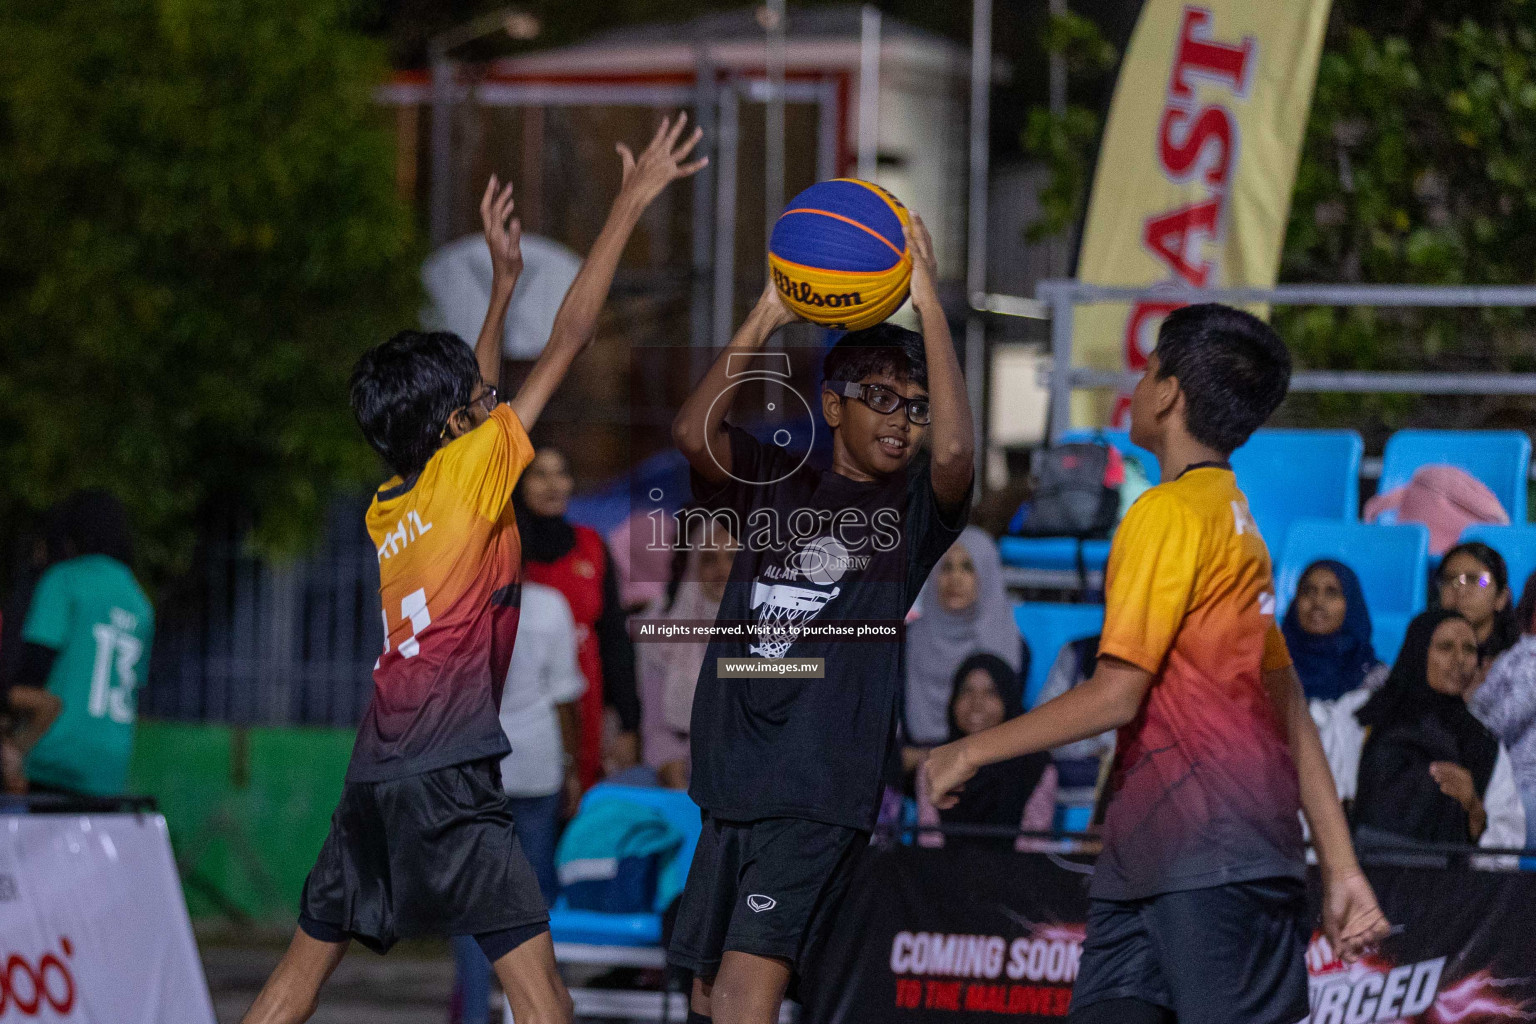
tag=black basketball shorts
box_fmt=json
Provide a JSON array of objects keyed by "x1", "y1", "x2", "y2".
[
  {"x1": 668, "y1": 813, "x2": 868, "y2": 979},
  {"x1": 1069, "y1": 877, "x2": 1311, "y2": 1024},
  {"x1": 299, "y1": 757, "x2": 548, "y2": 954}
]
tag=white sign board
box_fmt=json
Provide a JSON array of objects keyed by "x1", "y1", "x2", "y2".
[{"x1": 0, "y1": 813, "x2": 214, "y2": 1024}]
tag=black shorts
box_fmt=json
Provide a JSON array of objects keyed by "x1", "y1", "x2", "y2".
[
  {"x1": 667, "y1": 814, "x2": 868, "y2": 979},
  {"x1": 299, "y1": 758, "x2": 548, "y2": 954},
  {"x1": 1070, "y1": 877, "x2": 1310, "y2": 1024}
]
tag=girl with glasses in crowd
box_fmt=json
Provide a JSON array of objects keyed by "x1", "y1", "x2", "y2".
[{"x1": 1436, "y1": 541, "x2": 1520, "y2": 670}]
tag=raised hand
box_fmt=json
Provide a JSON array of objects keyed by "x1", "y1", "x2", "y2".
[
  {"x1": 480, "y1": 174, "x2": 523, "y2": 289},
  {"x1": 615, "y1": 111, "x2": 709, "y2": 211},
  {"x1": 1322, "y1": 870, "x2": 1392, "y2": 963},
  {"x1": 905, "y1": 212, "x2": 940, "y2": 312},
  {"x1": 751, "y1": 278, "x2": 800, "y2": 332}
]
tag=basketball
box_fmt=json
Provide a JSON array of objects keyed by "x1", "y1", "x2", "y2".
[{"x1": 768, "y1": 179, "x2": 913, "y2": 331}]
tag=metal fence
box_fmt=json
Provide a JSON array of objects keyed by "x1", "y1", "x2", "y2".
[
  {"x1": 144, "y1": 497, "x2": 383, "y2": 727},
  {"x1": 1024, "y1": 281, "x2": 1536, "y2": 441}
]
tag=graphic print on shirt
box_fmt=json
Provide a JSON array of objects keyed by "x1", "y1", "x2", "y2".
[{"x1": 748, "y1": 536, "x2": 848, "y2": 658}]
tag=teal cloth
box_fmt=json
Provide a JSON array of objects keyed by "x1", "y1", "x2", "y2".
[{"x1": 555, "y1": 799, "x2": 685, "y2": 911}]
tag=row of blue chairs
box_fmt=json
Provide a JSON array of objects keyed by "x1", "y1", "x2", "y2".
[
  {"x1": 1014, "y1": 519, "x2": 1536, "y2": 710},
  {"x1": 1000, "y1": 429, "x2": 1532, "y2": 578}
]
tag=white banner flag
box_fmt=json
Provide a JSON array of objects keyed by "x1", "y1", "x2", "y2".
[{"x1": 0, "y1": 813, "x2": 215, "y2": 1024}]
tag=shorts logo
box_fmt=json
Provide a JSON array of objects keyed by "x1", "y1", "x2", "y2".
[{"x1": 747, "y1": 894, "x2": 777, "y2": 913}]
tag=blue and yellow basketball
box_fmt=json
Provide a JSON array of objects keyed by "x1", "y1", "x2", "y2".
[{"x1": 768, "y1": 179, "x2": 912, "y2": 331}]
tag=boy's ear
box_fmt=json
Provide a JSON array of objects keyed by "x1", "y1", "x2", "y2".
[
  {"x1": 1154, "y1": 373, "x2": 1182, "y2": 422},
  {"x1": 821, "y1": 387, "x2": 844, "y2": 428}
]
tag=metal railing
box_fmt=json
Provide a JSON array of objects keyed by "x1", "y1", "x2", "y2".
[{"x1": 1001, "y1": 281, "x2": 1536, "y2": 442}]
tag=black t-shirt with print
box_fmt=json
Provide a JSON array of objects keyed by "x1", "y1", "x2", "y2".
[{"x1": 686, "y1": 425, "x2": 969, "y2": 830}]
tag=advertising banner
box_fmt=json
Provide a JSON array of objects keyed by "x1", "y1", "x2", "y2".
[
  {"x1": 1072, "y1": 0, "x2": 1332, "y2": 426},
  {"x1": 0, "y1": 813, "x2": 215, "y2": 1024},
  {"x1": 810, "y1": 844, "x2": 1536, "y2": 1023}
]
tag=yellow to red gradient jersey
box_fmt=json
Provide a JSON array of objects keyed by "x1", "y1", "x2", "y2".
[
  {"x1": 347, "y1": 404, "x2": 535, "y2": 782},
  {"x1": 1092, "y1": 464, "x2": 1304, "y2": 900}
]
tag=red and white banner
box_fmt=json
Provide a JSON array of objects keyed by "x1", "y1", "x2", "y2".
[
  {"x1": 0, "y1": 813, "x2": 214, "y2": 1024},
  {"x1": 1072, "y1": 0, "x2": 1332, "y2": 426},
  {"x1": 809, "y1": 845, "x2": 1536, "y2": 1023}
]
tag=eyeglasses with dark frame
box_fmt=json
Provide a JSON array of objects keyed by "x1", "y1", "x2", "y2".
[
  {"x1": 833, "y1": 381, "x2": 931, "y2": 426},
  {"x1": 440, "y1": 382, "x2": 499, "y2": 440}
]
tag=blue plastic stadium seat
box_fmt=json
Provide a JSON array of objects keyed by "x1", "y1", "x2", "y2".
[
  {"x1": 997, "y1": 537, "x2": 1112, "y2": 574},
  {"x1": 1380, "y1": 430, "x2": 1531, "y2": 524},
  {"x1": 1230, "y1": 430, "x2": 1363, "y2": 555},
  {"x1": 1369, "y1": 613, "x2": 1415, "y2": 669},
  {"x1": 1275, "y1": 520, "x2": 1431, "y2": 666},
  {"x1": 1013, "y1": 602, "x2": 1106, "y2": 708},
  {"x1": 1459, "y1": 524, "x2": 1536, "y2": 604},
  {"x1": 548, "y1": 784, "x2": 702, "y2": 947}
]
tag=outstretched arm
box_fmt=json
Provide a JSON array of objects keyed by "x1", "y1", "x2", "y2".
[
  {"x1": 905, "y1": 213, "x2": 973, "y2": 508},
  {"x1": 475, "y1": 176, "x2": 524, "y2": 389},
  {"x1": 1265, "y1": 664, "x2": 1391, "y2": 962},
  {"x1": 924, "y1": 656, "x2": 1150, "y2": 807},
  {"x1": 511, "y1": 113, "x2": 708, "y2": 432},
  {"x1": 671, "y1": 282, "x2": 797, "y2": 487}
]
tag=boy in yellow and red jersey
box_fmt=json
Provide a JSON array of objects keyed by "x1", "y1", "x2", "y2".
[
  {"x1": 926, "y1": 305, "x2": 1393, "y2": 1024},
  {"x1": 239, "y1": 115, "x2": 706, "y2": 1024}
]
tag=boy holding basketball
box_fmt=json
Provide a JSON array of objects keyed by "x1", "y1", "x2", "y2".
[
  {"x1": 925, "y1": 305, "x2": 1392, "y2": 1024},
  {"x1": 668, "y1": 209, "x2": 973, "y2": 1024},
  {"x1": 239, "y1": 116, "x2": 705, "y2": 1024}
]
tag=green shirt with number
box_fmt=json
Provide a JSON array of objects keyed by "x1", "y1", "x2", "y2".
[{"x1": 21, "y1": 554, "x2": 155, "y2": 796}]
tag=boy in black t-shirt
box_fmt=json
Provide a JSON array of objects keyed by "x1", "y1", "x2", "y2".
[{"x1": 668, "y1": 213, "x2": 974, "y2": 1024}]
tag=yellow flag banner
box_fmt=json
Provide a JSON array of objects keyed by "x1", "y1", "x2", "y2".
[{"x1": 1072, "y1": 0, "x2": 1331, "y2": 427}]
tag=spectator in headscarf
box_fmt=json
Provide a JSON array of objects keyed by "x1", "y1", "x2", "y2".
[
  {"x1": 1469, "y1": 571, "x2": 1536, "y2": 856},
  {"x1": 916, "y1": 653, "x2": 1055, "y2": 849},
  {"x1": 1436, "y1": 541, "x2": 1520, "y2": 671},
  {"x1": 1348, "y1": 610, "x2": 1524, "y2": 853},
  {"x1": 638, "y1": 521, "x2": 737, "y2": 789},
  {"x1": 904, "y1": 527, "x2": 1026, "y2": 754},
  {"x1": 1281, "y1": 560, "x2": 1389, "y2": 799},
  {"x1": 515, "y1": 447, "x2": 639, "y2": 791}
]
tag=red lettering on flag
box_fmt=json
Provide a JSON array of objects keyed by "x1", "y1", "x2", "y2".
[
  {"x1": 1142, "y1": 199, "x2": 1221, "y2": 286},
  {"x1": 1169, "y1": 6, "x2": 1255, "y2": 100}
]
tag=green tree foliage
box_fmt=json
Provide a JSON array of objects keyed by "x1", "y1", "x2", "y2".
[
  {"x1": 0, "y1": 0, "x2": 419, "y2": 580},
  {"x1": 1025, "y1": 0, "x2": 1536, "y2": 428},
  {"x1": 1278, "y1": 1, "x2": 1536, "y2": 400},
  {"x1": 1022, "y1": 11, "x2": 1118, "y2": 242}
]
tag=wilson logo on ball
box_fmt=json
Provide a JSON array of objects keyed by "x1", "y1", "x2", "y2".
[
  {"x1": 769, "y1": 179, "x2": 913, "y2": 332},
  {"x1": 770, "y1": 269, "x2": 863, "y2": 309}
]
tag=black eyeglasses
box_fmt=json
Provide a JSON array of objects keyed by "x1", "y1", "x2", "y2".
[
  {"x1": 440, "y1": 383, "x2": 499, "y2": 440},
  {"x1": 834, "y1": 382, "x2": 931, "y2": 425}
]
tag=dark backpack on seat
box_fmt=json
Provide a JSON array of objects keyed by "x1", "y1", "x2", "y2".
[{"x1": 1014, "y1": 443, "x2": 1121, "y2": 540}]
